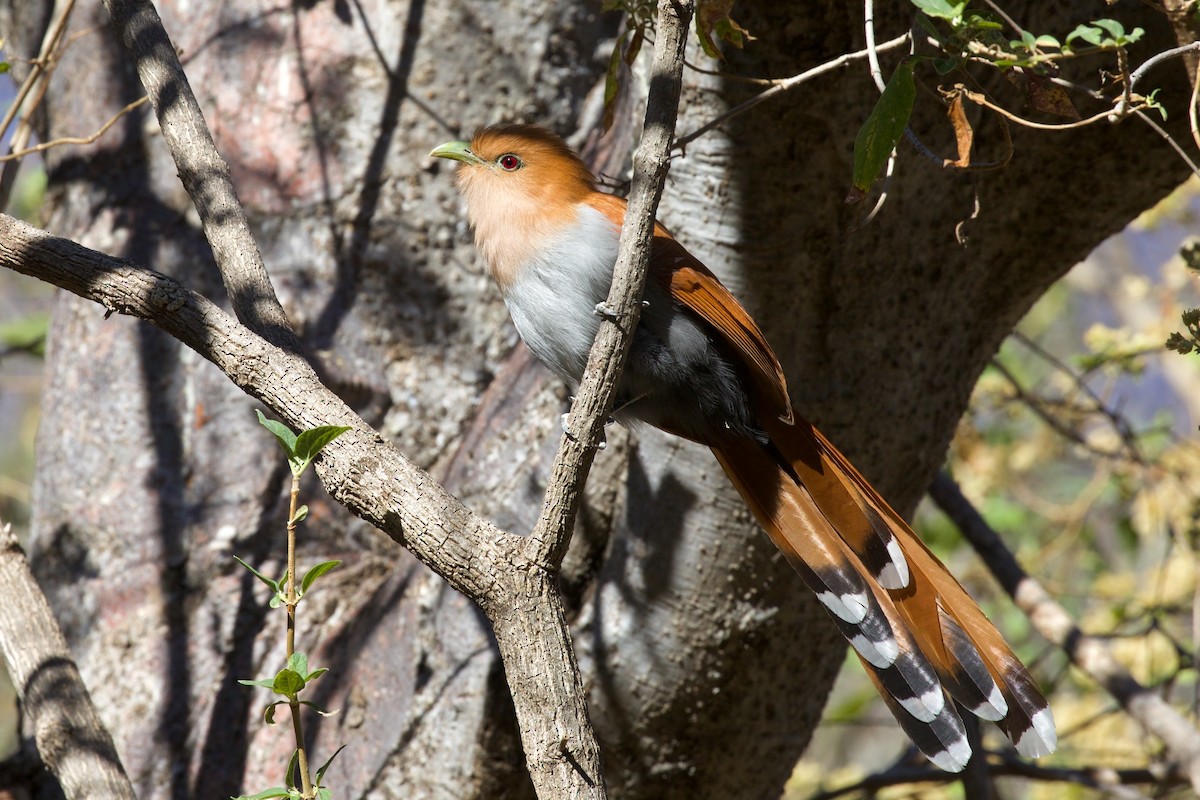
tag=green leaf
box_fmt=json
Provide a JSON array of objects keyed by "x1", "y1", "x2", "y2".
[
  {"x1": 305, "y1": 667, "x2": 329, "y2": 682},
  {"x1": 233, "y1": 555, "x2": 281, "y2": 593},
  {"x1": 1092, "y1": 18, "x2": 1125, "y2": 40},
  {"x1": 256, "y1": 411, "x2": 297, "y2": 457},
  {"x1": 315, "y1": 745, "x2": 348, "y2": 786},
  {"x1": 238, "y1": 678, "x2": 278, "y2": 690},
  {"x1": 284, "y1": 750, "x2": 300, "y2": 789},
  {"x1": 273, "y1": 668, "x2": 306, "y2": 698},
  {"x1": 263, "y1": 700, "x2": 285, "y2": 724},
  {"x1": 909, "y1": 0, "x2": 965, "y2": 21},
  {"x1": 232, "y1": 788, "x2": 293, "y2": 800},
  {"x1": 315, "y1": 789, "x2": 332, "y2": 800},
  {"x1": 0, "y1": 63, "x2": 10, "y2": 75},
  {"x1": 0, "y1": 313, "x2": 49, "y2": 356},
  {"x1": 852, "y1": 61, "x2": 916, "y2": 193},
  {"x1": 291, "y1": 505, "x2": 309, "y2": 524},
  {"x1": 287, "y1": 652, "x2": 309, "y2": 677},
  {"x1": 300, "y1": 560, "x2": 341, "y2": 595},
  {"x1": 268, "y1": 592, "x2": 285, "y2": 609},
  {"x1": 1035, "y1": 34, "x2": 1061, "y2": 49},
  {"x1": 1065, "y1": 23, "x2": 1104, "y2": 47},
  {"x1": 293, "y1": 425, "x2": 351, "y2": 464}
]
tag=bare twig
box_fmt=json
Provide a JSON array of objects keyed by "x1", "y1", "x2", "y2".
[
  {"x1": 1128, "y1": 40, "x2": 1200, "y2": 91},
  {"x1": 101, "y1": 0, "x2": 299, "y2": 349},
  {"x1": 0, "y1": 519, "x2": 135, "y2": 800},
  {"x1": 1134, "y1": 108, "x2": 1200, "y2": 178},
  {"x1": 0, "y1": 0, "x2": 78, "y2": 210},
  {"x1": 955, "y1": 85, "x2": 1138, "y2": 130},
  {"x1": 672, "y1": 33, "x2": 910, "y2": 152},
  {"x1": 0, "y1": 97, "x2": 150, "y2": 163},
  {"x1": 527, "y1": 0, "x2": 692, "y2": 569},
  {"x1": 930, "y1": 473, "x2": 1200, "y2": 794}
]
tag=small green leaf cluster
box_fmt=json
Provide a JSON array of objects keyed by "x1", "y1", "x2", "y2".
[
  {"x1": 256, "y1": 410, "x2": 351, "y2": 478},
  {"x1": 233, "y1": 414, "x2": 349, "y2": 800},
  {"x1": 1167, "y1": 309, "x2": 1200, "y2": 356},
  {"x1": 238, "y1": 652, "x2": 333, "y2": 714},
  {"x1": 235, "y1": 556, "x2": 341, "y2": 609},
  {"x1": 234, "y1": 745, "x2": 345, "y2": 800},
  {"x1": 1168, "y1": 242, "x2": 1200, "y2": 356}
]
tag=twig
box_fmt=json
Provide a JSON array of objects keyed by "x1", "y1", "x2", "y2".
[
  {"x1": 864, "y1": 0, "x2": 946, "y2": 168},
  {"x1": 929, "y1": 473, "x2": 1200, "y2": 794},
  {"x1": 0, "y1": 0, "x2": 77, "y2": 211},
  {"x1": 979, "y1": 0, "x2": 1027, "y2": 41},
  {"x1": 101, "y1": 0, "x2": 299, "y2": 350},
  {"x1": 527, "y1": 0, "x2": 692, "y2": 569},
  {"x1": 672, "y1": 33, "x2": 910, "y2": 152},
  {"x1": 1134, "y1": 108, "x2": 1200, "y2": 179},
  {"x1": 0, "y1": 97, "x2": 150, "y2": 163},
  {"x1": 0, "y1": 518, "x2": 135, "y2": 799},
  {"x1": 955, "y1": 85, "x2": 1138, "y2": 130},
  {"x1": 1128, "y1": 40, "x2": 1200, "y2": 91}
]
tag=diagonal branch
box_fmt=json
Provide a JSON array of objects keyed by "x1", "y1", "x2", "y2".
[
  {"x1": 525, "y1": 0, "x2": 694, "y2": 569},
  {"x1": 0, "y1": 212, "x2": 604, "y2": 798},
  {"x1": 101, "y1": 0, "x2": 299, "y2": 349},
  {"x1": 930, "y1": 472, "x2": 1200, "y2": 794},
  {"x1": 0, "y1": 519, "x2": 134, "y2": 800}
]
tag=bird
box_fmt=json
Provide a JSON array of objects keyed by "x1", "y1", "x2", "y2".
[{"x1": 431, "y1": 123, "x2": 1056, "y2": 772}]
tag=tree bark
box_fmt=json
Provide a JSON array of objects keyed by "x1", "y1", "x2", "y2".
[{"x1": 3, "y1": 0, "x2": 1195, "y2": 798}]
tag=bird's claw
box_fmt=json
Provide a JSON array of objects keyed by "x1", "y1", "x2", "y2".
[
  {"x1": 593, "y1": 302, "x2": 620, "y2": 320},
  {"x1": 559, "y1": 409, "x2": 612, "y2": 450}
]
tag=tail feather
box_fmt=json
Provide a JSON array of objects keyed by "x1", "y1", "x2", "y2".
[
  {"x1": 865, "y1": 668, "x2": 972, "y2": 773},
  {"x1": 771, "y1": 419, "x2": 910, "y2": 590},
  {"x1": 712, "y1": 416, "x2": 1056, "y2": 770}
]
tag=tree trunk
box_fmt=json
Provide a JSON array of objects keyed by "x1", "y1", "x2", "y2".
[{"x1": 5, "y1": 0, "x2": 1194, "y2": 798}]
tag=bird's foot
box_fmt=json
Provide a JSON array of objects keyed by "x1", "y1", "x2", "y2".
[{"x1": 592, "y1": 300, "x2": 649, "y2": 321}]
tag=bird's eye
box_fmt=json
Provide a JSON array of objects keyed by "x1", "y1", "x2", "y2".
[{"x1": 498, "y1": 154, "x2": 522, "y2": 171}]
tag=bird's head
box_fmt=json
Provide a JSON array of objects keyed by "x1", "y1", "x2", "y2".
[{"x1": 430, "y1": 124, "x2": 599, "y2": 284}]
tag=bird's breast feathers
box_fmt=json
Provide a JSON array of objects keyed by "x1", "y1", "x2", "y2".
[{"x1": 500, "y1": 203, "x2": 621, "y2": 386}]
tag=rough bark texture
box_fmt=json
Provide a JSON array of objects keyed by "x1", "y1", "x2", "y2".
[{"x1": 2, "y1": 0, "x2": 1195, "y2": 798}]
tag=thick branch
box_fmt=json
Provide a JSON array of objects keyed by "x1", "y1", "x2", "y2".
[
  {"x1": 0, "y1": 521, "x2": 134, "y2": 800},
  {"x1": 101, "y1": 0, "x2": 299, "y2": 349},
  {"x1": 0, "y1": 211, "x2": 614, "y2": 798},
  {"x1": 930, "y1": 473, "x2": 1200, "y2": 793}
]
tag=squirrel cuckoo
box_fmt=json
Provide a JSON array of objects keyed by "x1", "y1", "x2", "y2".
[{"x1": 431, "y1": 124, "x2": 1055, "y2": 771}]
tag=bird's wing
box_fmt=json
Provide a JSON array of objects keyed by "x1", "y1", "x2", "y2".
[{"x1": 584, "y1": 192, "x2": 793, "y2": 424}]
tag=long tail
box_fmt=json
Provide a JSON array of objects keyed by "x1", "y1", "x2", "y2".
[{"x1": 710, "y1": 415, "x2": 1056, "y2": 771}]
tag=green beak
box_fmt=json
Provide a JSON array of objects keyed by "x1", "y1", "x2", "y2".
[{"x1": 430, "y1": 140, "x2": 485, "y2": 166}]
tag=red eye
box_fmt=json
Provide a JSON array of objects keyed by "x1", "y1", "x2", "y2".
[{"x1": 498, "y1": 154, "x2": 521, "y2": 171}]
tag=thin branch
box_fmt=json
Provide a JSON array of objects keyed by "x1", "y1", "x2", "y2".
[
  {"x1": 0, "y1": 519, "x2": 135, "y2": 800},
  {"x1": 0, "y1": 0, "x2": 77, "y2": 211},
  {"x1": 929, "y1": 473, "x2": 1200, "y2": 794},
  {"x1": 101, "y1": 0, "x2": 299, "y2": 349},
  {"x1": 526, "y1": 0, "x2": 693, "y2": 569},
  {"x1": 672, "y1": 33, "x2": 910, "y2": 152},
  {"x1": 1134, "y1": 108, "x2": 1200, "y2": 179},
  {"x1": 955, "y1": 85, "x2": 1137, "y2": 130},
  {"x1": 0, "y1": 97, "x2": 150, "y2": 163},
  {"x1": 1128, "y1": 40, "x2": 1200, "y2": 91}
]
